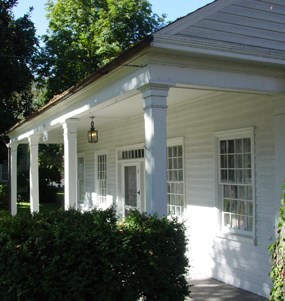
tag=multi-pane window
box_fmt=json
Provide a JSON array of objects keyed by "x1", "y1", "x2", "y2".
[
  {"x1": 97, "y1": 154, "x2": 107, "y2": 205},
  {"x1": 167, "y1": 145, "x2": 184, "y2": 217},
  {"x1": 78, "y1": 156, "x2": 85, "y2": 202},
  {"x1": 218, "y1": 133, "x2": 254, "y2": 233}
]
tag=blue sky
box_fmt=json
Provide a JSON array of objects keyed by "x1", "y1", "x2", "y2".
[{"x1": 13, "y1": 0, "x2": 213, "y2": 36}]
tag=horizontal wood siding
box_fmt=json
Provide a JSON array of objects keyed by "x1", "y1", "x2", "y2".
[
  {"x1": 78, "y1": 91, "x2": 276, "y2": 297},
  {"x1": 78, "y1": 115, "x2": 145, "y2": 207},
  {"x1": 176, "y1": 0, "x2": 285, "y2": 53},
  {"x1": 168, "y1": 94, "x2": 275, "y2": 297}
]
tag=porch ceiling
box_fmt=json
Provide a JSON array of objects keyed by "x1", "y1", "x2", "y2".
[{"x1": 46, "y1": 87, "x2": 214, "y2": 140}]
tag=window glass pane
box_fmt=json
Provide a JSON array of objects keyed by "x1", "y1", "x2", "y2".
[
  {"x1": 221, "y1": 170, "x2": 228, "y2": 182},
  {"x1": 178, "y1": 158, "x2": 183, "y2": 169},
  {"x1": 246, "y1": 186, "x2": 253, "y2": 200},
  {"x1": 224, "y1": 185, "x2": 231, "y2": 198},
  {"x1": 244, "y1": 170, "x2": 251, "y2": 184},
  {"x1": 229, "y1": 170, "x2": 235, "y2": 183},
  {"x1": 231, "y1": 215, "x2": 239, "y2": 228},
  {"x1": 247, "y1": 201, "x2": 253, "y2": 215},
  {"x1": 231, "y1": 200, "x2": 238, "y2": 213},
  {"x1": 238, "y1": 186, "x2": 245, "y2": 200},
  {"x1": 177, "y1": 183, "x2": 183, "y2": 194},
  {"x1": 235, "y1": 139, "x2": 243, "y2": 153},
  {"x1": 239, "y1": 215, "x2": 246, "y2": 230},
  {"x1": 243, "y1": 138, "x2": 251, "y2": 152},
  {"x1": 220, "y1": 155, "x2": 227, "y2": 168},
  {"x1": 236, "y1": 170, "x2": 243, "y2": 184},
  {"x1": 224, "y1": 213, "x2": 231, "y2": 227},
  {"x1": 230, "y1": 185, "x2": 237, "y2": 199},
  {"x1": 220, "y1": 141, "x2": 227, "y2": 154},
  {"x1": 228, "y1": 140, "x2": 235, "y2": 153},
  {"x1": 223, "y1": 199, "x2": 230, "y2": 212},
  {"x1": 239, "y1": 201, "x2": 245, "y2": 215},
  {"x1": 228, "y1": 155, "x2": 235, "y2": 168},
  {"x1": 244, "y1": 154, "x2": 251, "y2": 168},
  {"x1": 178, "y1": 145, "x2": 183, "y2": 156},
  {"x1": 173, "y1": 158, "x2": 178, "y2": 169},
  {"x1": 236, "y1": 154, "x2": 243, "y2": 168}
]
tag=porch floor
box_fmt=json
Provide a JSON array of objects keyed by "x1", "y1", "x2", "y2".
[{"x1": 189, "y1": 274, "x2": 267, "y2": 301}]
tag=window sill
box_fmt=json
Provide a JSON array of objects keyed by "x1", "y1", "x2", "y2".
[{"x1": 216, "y1": 231, "x2": 256, "y2": 245}]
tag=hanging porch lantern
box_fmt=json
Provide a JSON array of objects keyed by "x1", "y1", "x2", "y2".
[{"x1": 88, "y1": 117, "x2": 98, "y2": 143}]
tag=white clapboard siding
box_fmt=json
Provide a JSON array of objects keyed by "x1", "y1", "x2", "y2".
[
  {"x1": 77, "y1": 91, "x2": 276, "y2": 297},
  {"x1": 167, "y1": 93, "x2": 275, "y2": 297}
]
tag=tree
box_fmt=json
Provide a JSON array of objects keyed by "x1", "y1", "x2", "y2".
[
  {"x1": 0, "y1": 0, "x2": 38, "y2": 161},
  {"x1": 40, "y1": 0, "x2": 165, "y2": 101}
]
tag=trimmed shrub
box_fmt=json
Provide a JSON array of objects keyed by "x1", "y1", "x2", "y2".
[
  {"x1": 0, "y1": 208, "x2": 189, "y2": 301},
  {"x1": 0, "y1": 184, "x2": 8, "y2": 210},
  {"x1": 269, "y1": 182, "x2": 285, "y2": 300}
]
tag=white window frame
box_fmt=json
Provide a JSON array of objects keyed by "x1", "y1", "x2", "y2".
[
  {"x1": 214, "y1": 127, "x2": 255, "y2": 240},
  {"x1": 95, "y1": 151, "x2": 108, "y2": 206},
  {"x1": 167, "y1": 137, "x2": 185, "y2": 218}
]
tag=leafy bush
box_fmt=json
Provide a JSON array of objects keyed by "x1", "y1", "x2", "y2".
[
  {"x1": 0, "y1": 208, "x2": 189, "y2": 301},
  {"x1": 0, "y1": 184, "x2": 8, "y2": 210},
  {"x1": 269, "y1": 182, "x2": 285, "y2": 300}
]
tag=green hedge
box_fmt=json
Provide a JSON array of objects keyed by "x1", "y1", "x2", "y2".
[
  {"x1": 0, "y1": 184, "x2": 8, "y2": 211},
  {"x1": 269, "y1": 182, "x2": 285, "y2": 300},
  {"x1": 0, "y1": 208, "x2": 189, "y2": 301}
]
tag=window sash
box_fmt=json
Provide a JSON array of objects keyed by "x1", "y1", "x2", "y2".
[
  {"x1": 97, "y1": 154, "x2": 107, "y2": 204},
  {"x1": 216, "y1": 129, "x2": 254, "y2": 234},
  {"x1": 167, "y1": 145, "x2": 184, "y2": 217}
]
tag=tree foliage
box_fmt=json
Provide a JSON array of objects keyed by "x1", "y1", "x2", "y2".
[
  {"x1": 269, "y1": 182, "x2": 285, "y2": 300},
  {"x1": 0, "y1": 0, "x2": 38, "y2": 131},
  {"x1": 0, "y1": 0, "x2": 38, "y2": 163},
  {"x1": 40, "y1": 0, "x2": 165, "y2": 100}
]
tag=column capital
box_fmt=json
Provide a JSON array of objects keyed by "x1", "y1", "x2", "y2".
[
  {"x1": 9, "y1": 141, "x2": 18, "y2": 152},
  {"x1": 28, "y1": 134, "x2": 41, "y2": 145},
  {"x1": 140, "y1": 84, "x2": 170, "y2": 99},
  {"x1": 63, "y1": 118, "x2": 79, "y2": 133},
  {"x1": 140, "y1": 85, "x2": 169, "y2": 111}
]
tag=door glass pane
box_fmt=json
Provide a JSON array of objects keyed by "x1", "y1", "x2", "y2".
[{"x1": 124, "y1": 166, "x2": 137, "y2": 208}]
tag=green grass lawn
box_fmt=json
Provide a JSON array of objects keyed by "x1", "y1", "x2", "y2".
[
  {"x1": 17, "y1": 192, "x2": 64, "y2": 214},
  {"x1": 17, "y1": 202, "x2": 62, "y2": 214}
]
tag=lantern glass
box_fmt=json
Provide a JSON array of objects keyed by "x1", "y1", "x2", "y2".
[{"x1": 88, "y1": 118, "x2": 98, "y2": 143}]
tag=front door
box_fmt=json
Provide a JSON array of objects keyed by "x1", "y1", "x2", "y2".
[{"x1": 123, "y1": 162, "x2": 141, "y2": 216}]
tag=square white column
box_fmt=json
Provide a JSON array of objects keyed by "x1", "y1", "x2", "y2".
[
  {"x1": 29, "y1": 135, "x2": 40, "y2": 213},
  {"x1": 63, "y1": 119, "x2": 78, "y2": 210},
  {"x1": 141, "y1": 86, "x2": 169, "y2": 217},
  {"x1": 10, "y1": 142, "x2": 18, "y2": 215}
]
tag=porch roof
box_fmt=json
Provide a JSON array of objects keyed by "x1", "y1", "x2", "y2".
[{"x1": 7, "y1": 0, "x2": 285, "y2": 142}]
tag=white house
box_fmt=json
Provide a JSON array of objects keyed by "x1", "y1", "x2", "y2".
[{"x1": 7, "y1": 0, "x2": 285, "y2": 297}]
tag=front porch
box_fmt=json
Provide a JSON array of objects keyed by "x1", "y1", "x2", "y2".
[{"x1": 189, "y1": 274, "x2": 266, "y2": 301}]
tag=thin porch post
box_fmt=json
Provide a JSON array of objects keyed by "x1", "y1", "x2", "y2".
[
  {"x1": 29, "y1": 135, "x2": 40, "y2": 213},
  {"x1": 63, "y1": 119, "x2": 78, "y2": 210},
  {"x1": 10, "y1": 142, "x2": 18, "y2": 215},
  {"x1": 274, "y1": 100, "x2": 285, "y2": 221},
  {"x1": 141, "y1": 85, "x2": 169, "y2": 217}
]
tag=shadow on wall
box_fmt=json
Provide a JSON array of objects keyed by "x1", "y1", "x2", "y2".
[{"x1": 210, "y1": 235, "x2": 271, "y2": 298}]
